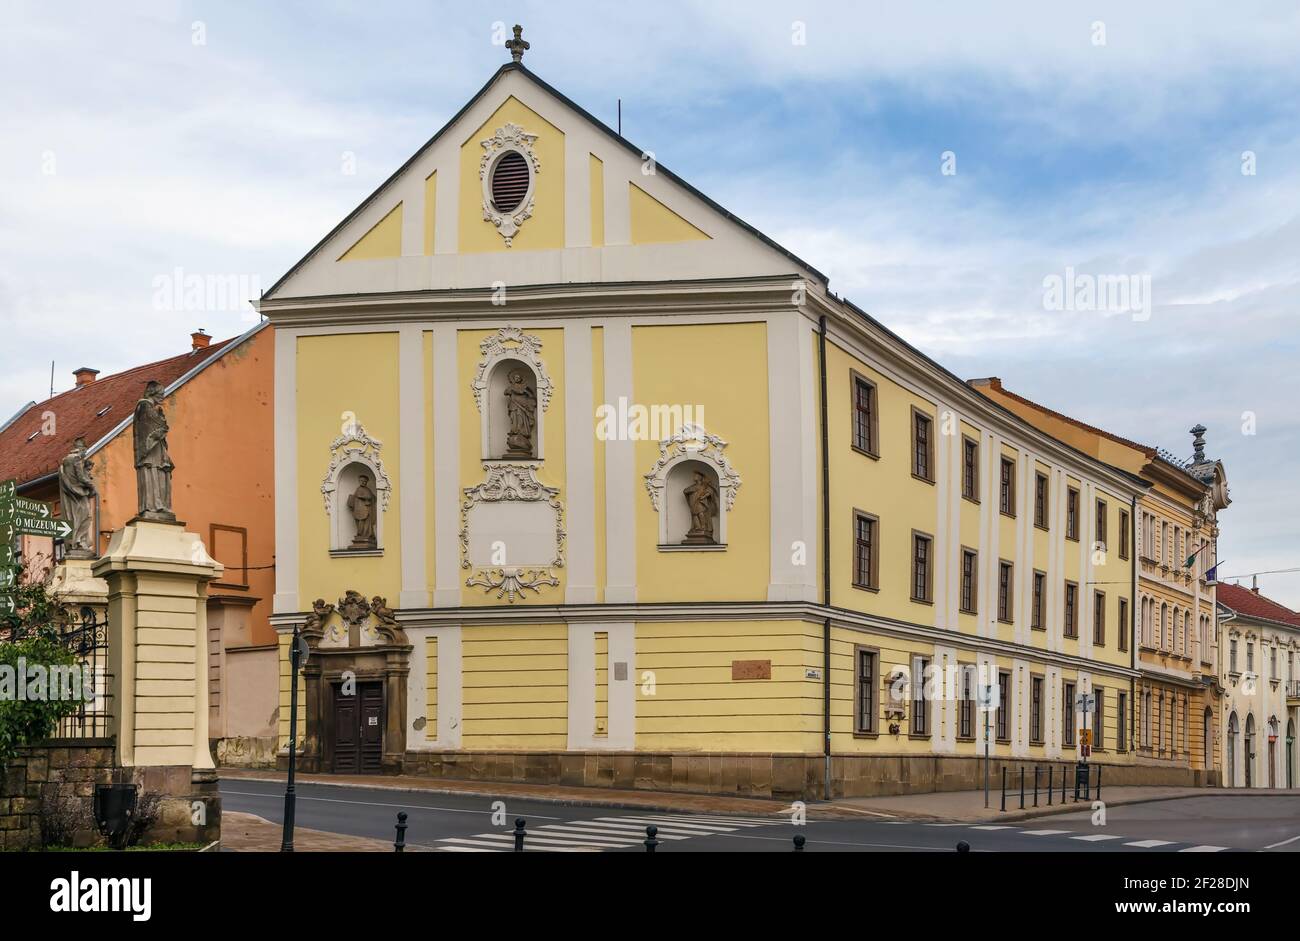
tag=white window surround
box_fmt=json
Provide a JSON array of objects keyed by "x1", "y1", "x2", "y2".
[
  {"x1": 320, "y1": 422, "x2": 392, "y2": 553},
  {"x1": 479, "y1": 122, "x2": 541, "y2": 246},
  {"x1": 472, "y1": 326, "x2": 553, "y2": 462}
]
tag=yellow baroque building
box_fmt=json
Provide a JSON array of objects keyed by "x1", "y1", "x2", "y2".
[
  {"x1": 264, "y1": 49, "x2": 1174, "y2": 798},
  {"x1": 972, "y1": 379, "x2": 1231, "y2": 786}
]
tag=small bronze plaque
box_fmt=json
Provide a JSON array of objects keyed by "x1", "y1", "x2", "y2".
[{"x1": 732, "y1": 659, "x2": 772, "y2": 680}]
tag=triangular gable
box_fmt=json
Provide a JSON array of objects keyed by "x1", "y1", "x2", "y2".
[{"x1": 264, "y1": 62, "x2": 826, "y2": 300}]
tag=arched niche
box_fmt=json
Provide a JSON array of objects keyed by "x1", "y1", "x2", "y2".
[
  {"x1": 330, "y1": 460, "x2": 386, "y2": 553},
  {"x1": 644, "y1": 425, "x2": 741, "y2": 551},
  {"x1": 321, "y1": 423, "x2": 392, "y2": 556},
  {"x1": 484, "y1": 357, "x2": 543, "y2": 461}
]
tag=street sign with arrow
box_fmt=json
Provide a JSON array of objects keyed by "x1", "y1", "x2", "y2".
[
  {"x1": 0, "y1": 595, "x2": 14, "y2": 617},
  {"x1": 0, "y1": 496, "x2": 52, "y2": 520}
]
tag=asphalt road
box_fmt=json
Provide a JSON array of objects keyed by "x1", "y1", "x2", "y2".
[{"x1": 218, "y1": 779, "x2": 1300, "y2": 853}]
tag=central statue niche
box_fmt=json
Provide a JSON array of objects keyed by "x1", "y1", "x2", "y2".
[{"x1": 487, "y1": 358, "x2": 538, "y2": 460}]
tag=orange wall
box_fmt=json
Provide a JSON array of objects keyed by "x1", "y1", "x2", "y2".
[{"x1": 92, "y1": 329, "x2": 276, "y2": 646}]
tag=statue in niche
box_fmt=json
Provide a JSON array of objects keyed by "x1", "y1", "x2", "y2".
[
  {"x1": 133, "y1": 380, "x2": 174, "y2": 520},
  {"x1": 503, "y1": 368, "x2": 537, "y2": 457},
  {"x1": 683, "y1": 470, "x2": 719, "y2": 545},
  {"x1": 58, "y1": 437, "x2": 98, "y2": 557},
  {"x1": 347, "y1": 474, "x2": 377, "y2": 549}
]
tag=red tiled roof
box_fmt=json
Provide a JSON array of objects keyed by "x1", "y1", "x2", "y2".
[
  {"x1": 0, "y1": 337, "x2": 239, "y2": 487},
  {"x1": 1217, "y1": 582, "x2": 1300, "y2": 627}
]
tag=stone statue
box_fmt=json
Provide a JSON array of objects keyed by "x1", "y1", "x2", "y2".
[
  {"x1": 503, "y1": 369, "x2": 537, "y2": 457},
  {"x1": 58, "y1": 437, "x2": 97, "y2": 557},
  {"x1": 683, "y1": 470, "x2": 719, "y2": 544},
  {"x1": 132, "y1": 380, "x2": 174, "y2": 520},
  {"x1": 347, "y1": 474, "x2": 377, "y2": 549}
]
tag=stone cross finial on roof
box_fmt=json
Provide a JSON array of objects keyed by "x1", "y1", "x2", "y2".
[{"x1": 506, "y1": 24, "x2": 529, "y2": 63}]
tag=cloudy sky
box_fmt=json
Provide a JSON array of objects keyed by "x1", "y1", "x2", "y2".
[{"x1": 2, "y1": 1, "x2": 1297, "y2": 603}]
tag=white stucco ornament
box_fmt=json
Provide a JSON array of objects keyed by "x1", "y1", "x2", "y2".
[
  {"x1": 643, "y1": 423, "x2": 742, "y2": 512},
  {"x1": 480, "y1": 122, "x2": 540, "y2": 246}
]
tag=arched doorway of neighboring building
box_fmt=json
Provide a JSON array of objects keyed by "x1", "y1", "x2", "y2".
[
  {"x1": 1227, "y1": 712, "x2": 1239, "y2": 787},
  {"x1": 1203, "y1": 707, "x2": 1213, "y2": 773},
  {"x1": 1245, "y1": 714, "x2": 1256, "y2": 788},
  {"x1": 1288, "y1": 718, "x2": 1295, "y2": 789},
  {"x1": 1268, "y1": 718, "x2": 1279, "y2": 789}
]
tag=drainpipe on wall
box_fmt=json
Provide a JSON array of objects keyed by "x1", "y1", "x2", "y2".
[{"x1": 818, "y1": 314, "x2": 832, "y2": 801}]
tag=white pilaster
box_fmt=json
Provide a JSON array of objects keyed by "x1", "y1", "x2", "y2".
[
  {"x1": 766, "y1": 312, "x2": 818, "y2": 602},
  {"x1": 564, "y1": 322, "x2": 598, "y2": 603},
  {"x1": 431, "y1": 325, "x2": 462, "y2": 607},
  {"x1": 398, "y1": 326, "x2": 430, "y2": 608},
  {"x1": 603, "y1": 321, "x2": 636, "y2": 602}
]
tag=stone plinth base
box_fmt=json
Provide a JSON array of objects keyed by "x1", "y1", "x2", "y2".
[
  {"x1": 119, "y1": 766, "x2": 222, "y2": 845},
  {"x1": 400, "y1": 750, "x2": 1206, "y2": 801}
]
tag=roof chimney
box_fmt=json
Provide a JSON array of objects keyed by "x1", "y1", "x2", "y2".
[
  {"x1": 73, "y1": 367, "x2": 99, "y2": 388},
  {"x1": 1252, "y1": 575, "x2": 1259, "y2": 594},
  {"x1": 191, "y1": 329, "x2": 210, "y2": 351}
]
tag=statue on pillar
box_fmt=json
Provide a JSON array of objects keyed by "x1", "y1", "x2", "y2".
[
  {"x1": 133, "y1": 380, "x2": 175, "y2": 521},
  {"x1": 58, "y1": 437, "x2": 98, "y2": 557}
]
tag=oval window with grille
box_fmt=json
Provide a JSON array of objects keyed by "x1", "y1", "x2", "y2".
[{"x1": 490, "y1": 150, "x2": 531, "y2": 213}]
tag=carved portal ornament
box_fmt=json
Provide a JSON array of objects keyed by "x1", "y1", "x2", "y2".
[
  {"x1": 471, "y1": 326, "x2": 554, "y2": 412},
  {"x1": 479, "y1": 122, "x2": 540, "y2": 246},
  {"x1": 644, "y1": 423, "x2": 741, "y2": 546},
  {"x1": 321, "y1": 421, "x2": 392, "y2": 549},
  {"x1": 460, "y1": 462, "x2": 565, "y2": 603},
  {"x1": 310, "y1": 590, "x2": 408, "y2": 650}
]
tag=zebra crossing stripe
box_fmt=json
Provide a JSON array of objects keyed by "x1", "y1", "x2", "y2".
[
  {"x1": 1020, "y1": 829, "x2": 1072, "y2": 836},
  {"x1": 1071, "y1": 834, "x2": 1124, "y2": 842},
  {"x1": 596, "y1": 816, "x2": 737, "y2": 833},
  {"x1": 1124, "y1": 839, "x2": 1174, "y2": 848},
  {"x1": 1178, "y1": 845, "x2": 1228, "y2": 853},
  {"x1": 641, "y1": 815, "x2": 778, "y2": 827},
  {"x1": 553, "y1": 821, "x2": 691, "y2": 839},
  {"x1": 537, "y1": 826, "x2": 652, "y2": 844},
  {"x1": 970, "y1": 825, "x2": 1014, "y2": 831},
  {"x1": 436, "y1": 846, "x2": 496, "y2": 852}
]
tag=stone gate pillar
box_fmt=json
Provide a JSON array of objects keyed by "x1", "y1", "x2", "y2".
[{"x1": 93, "y1": 519, "x2": 223, "y2": 844}]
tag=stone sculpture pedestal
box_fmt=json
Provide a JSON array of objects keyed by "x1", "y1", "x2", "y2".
[
  {"x1": 47, "y1": 556, "x2": 108, "y2": 620},
  {"x1": 92, "y1": 519, "x2": 224, "y2": 844}
]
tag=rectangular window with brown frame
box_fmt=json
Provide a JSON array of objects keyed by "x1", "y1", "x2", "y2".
[
  {"x1": 854, "y1": 646, "x2": 878, "y2": 735},
  {"x1": 1093, "y1": 687, "x2": 1105, "y2": 750},
  {"x1": 1030, "y1": 675, "x2": 1044, "y2": 744},
  {"x1": 852, "y1": 511, "x2": 879, "y2": 591},
  {"x1": 851, "y1": 373, "x2": 879, "y2": 457},
  {"x1": 1064, "y1": 581, "x2": 1078, "y2": 637},
  {"x1": 999, "y1": 457, "x2": 1016, "y2": 516},
  {"x1": 911, "y1": 531, "x2": 934, "y2": 604},
  {"x1": 962, "y1": 436, "x2": 979, "y2": 502},
  {"x1": 1118, "y1": 597, "x2": 1129, "y2": 652},
  {"x1": 210, "y1": 523, "x2": 249, "y2": 590},
  {"x1": 1119, "y1": 508, "x2": 1131, "y2": 560},
  {"x1": 910, "y1": 657, "x2": 930, "y2": 737},
  {"x1": 1093, "y1": 590, "x2": 1106, "y2": 645},
  {"x1": 911, "y1": 408, "x2": 934, "y2": 483},
  {"x1": 1031, "y1": 570, "x2": 1046, "y2": 631},
  {"x1": 996, "y1": 670, "x2": 1011, "y2": 742},
  {"x1": 997, "y1": 560, "x2": 1014, "y2": 623},
  {"x1": 958, "y1": 664, "x2": 974, "y2": 739},
  {"x1": 1034, "y1": 472, "x2": 1050, "y2": 529},
  {"x1": 1096, "y1": 498, "x2": 1108, "y2": 551},
  {"x1": 1066, "y1": 487, "x2": 1079, "y2": 540},
  {"x1": 1063, "y1": 680, "x2": 1076, "y2": 746},
  {"x1": 960, "y1": 547, "x2": 978, "y2": 614}
]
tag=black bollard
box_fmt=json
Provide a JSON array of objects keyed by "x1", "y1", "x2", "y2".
[
  {"x1": 394, "y1": 811, "x2": 408, "y2": 852},
  {"x1": 1061, "y1": 764, "x2": 1067, "y2": 803},
  {"x1": 1095, "y1": 763, "x2": 1103, "y2": 801},
  {"x1": 1000, "y1": 766, "x2": 1006, "y2": 812},
  {"x1": 793, "y1": 834, "x2": 806, "y2": 852},
  {"x1": 1033, "y1": 766, "x2": 1040, "y2": 807},
  {"x1": 956, "y1": 840, "x2": 970, "y2": 853},
  {"x1": 1047, "y1": 765, "x2": 1053, "y2": 805},
  {"x1": 1019, "y1": 766, "x2": 1025, "y2": 809},
  {"x1": 644, "y1": 825, "x2": 660, "y2": 853},
  {"x1": 513, "y1": 817, "x2": 527, "y2": 852}
]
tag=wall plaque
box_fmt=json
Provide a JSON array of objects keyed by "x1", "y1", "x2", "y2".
[{"x1": 732, "y1": 659, "x2": 772, "y2": 680}]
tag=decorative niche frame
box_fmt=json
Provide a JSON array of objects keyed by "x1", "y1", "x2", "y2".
[
  {"x1": 321, "y1": 422, "x2": 392, "y2": 555},
  {"x1": 479, "y1": 122, "x2": 541, "y2": 246},
  {"x1": 460, "y1": 462, "x2": 566, "y2": 603},
  {"x1": 472, "y1": 326, "x2": 553, "y2": 461},
  {"x1": 643, "y1": 423, "x2": 742, "y2": 550}
]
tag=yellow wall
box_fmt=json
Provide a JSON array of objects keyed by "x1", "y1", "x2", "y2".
[
  {"x1": 458, "y1": 97, "x2": 564, "y2": 253},
  {"x1": 632, "y1": 322, "x2": 770, "y2": 602},
  {"x1": 339, "y1": 204, "x2": 403, "y2": 261},
  {"x1": 296, "y1": 332, "x2": 402, "y2": 604},
  {"x1": 629, "y1": 183, "x2": 709, "y2": 244},
  {"x1": 461, "y1": 623, "x2": 567, "y2": 749}
]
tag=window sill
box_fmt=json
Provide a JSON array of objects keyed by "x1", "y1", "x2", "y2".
[
  {"x1": 851, "y1": 445, "x2": 880, "y2": 462},
  {"x1": 961, "y1": 495, "x2": 980, "y2": 506},
  {"x1": 999, "y1": 510, "x2": 1016, "y2": 520},
  {"x1": 908, "y1": 732, "x2": 932, "y2": 741},
  {"x1": 853, "y1": 583, "x2": 880, "y2": 594},
  {"x1": 911, "y1": 473, "x2": 936, "y2": 486},
  {"x1": 852, "y1": 730, "x2": 879, "y2": 740},
  {"x1": 657, "y1": 543, "x2": 726, "y2": 552},
  {"x1": 911, "y1": 597, "x2": 934, "y2": 606},
  {"x1": 330, "y1": 548, "x2": 383, "y2": 558}
]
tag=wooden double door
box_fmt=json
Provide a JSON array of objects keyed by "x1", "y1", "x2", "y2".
[{"x1": 332, "y1": 681, "x2": 384, "y2": 774}]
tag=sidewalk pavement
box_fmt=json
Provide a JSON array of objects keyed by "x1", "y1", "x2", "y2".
[
  {"x1": 219, "y1": 767, "x2": 1231, "y2": 824},
  {"x1": 222, "y1": 811, "x2": 408, "y2": 852}
]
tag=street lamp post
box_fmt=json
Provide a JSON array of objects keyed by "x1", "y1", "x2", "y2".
[{"x1": 281, "y1": 626, "x2": 305, "y2": 852}]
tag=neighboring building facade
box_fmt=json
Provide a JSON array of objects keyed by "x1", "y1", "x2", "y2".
[
  {"x1": 0, "y1": 325, "x2": 279, "y2": 765},
  {"x1": 1217, "y1": 582, "x2": 1300, "y2": 788},
  {"x1": 264, "y1": 49, "x2": 1166, "y2": 798},
  {"x1": 971, "y1": 378, "x2": 1231, "y2": 785}
]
